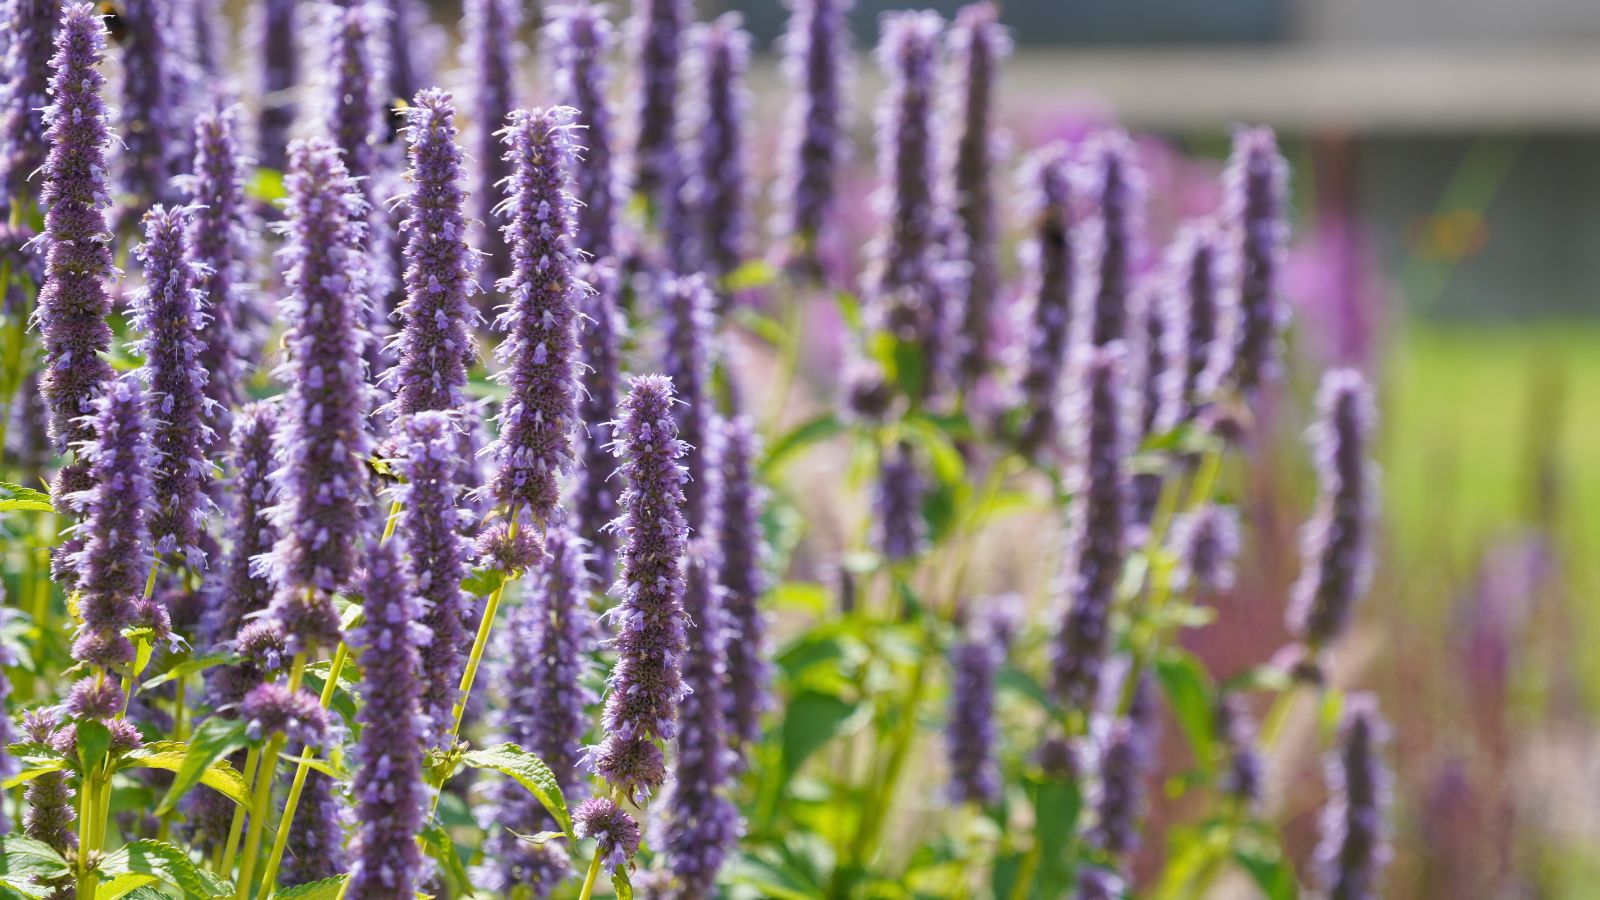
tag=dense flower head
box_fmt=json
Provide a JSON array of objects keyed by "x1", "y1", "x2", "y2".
[
  {"x1": 385, "y1": 88, "x2": 482, "y2": 417},
  {"x1": 1172, "y1": 503, "x2": 1241, "y2": 595},
  {"x1": 474, "y1": 519, "x2": 543, "y2": 573},
  {"x1": 463, "y1": 0, "x2": 521, "y2": 287},
  {"x1": 948, "y1": 2, "x2": 1011, "y2": 385},
  {"x1": 871, "y1": 11, "x2": 949, "y2": 384},
  {"x1": 0, "y1": 0, "x2": 57, "y2": 210},
  {"x1": 1225, "y1": 126, "x2": 1290, "y2": 397},
  {"x1": 1215, "y1": 694, "x2": 1263, "y2": 808},
  {"x1": 239, "y1": 681, "x2": 330, "y2": 746},
  {"x1": 545, "y1": 1, "x2": 621, "y2": 261},
  {"x1": 661, "y1": 542, "x2": 741, "y2": 896},
  {"x1": 206, "y1": 403, "x2": 280, "y2": 653},
  {"x1": 689, "y1": 13, "x2": 752, "y2": 288},
  {"x1": 1051, "y1": 343, "x2": 1130, "y2": 713},
  {"x1": 1316, "y1": 693, "x2": 1392, "y2": 900},
  {"x1": 1288, "y1": 368, "x2": 1378, "y2": 651},
  {"x1": 775, "y1": 0, "x2": 853, "y2": 276},
  {"x1": 348, "y1": 532, "x2": 428, "y2": 900},
  {"x1": 282, "y1": 772, "x2": 348, "y2": 887},
  {"x1": 35, "y1": 3, "x2": 116, "y2": 454},
  {"x1": 266, "y1": 137, "x2": 373, "y2": 598},
  {"x1": 659, "y1": 273, "x2": 719, "y2": 536},
  {"x1": 629, "y1": 0, "x2": 688, "y2": 207},
  {"x1": 397, "y1": 411, "x2": 474, "y2": 748},
  {"x1": 21, "y1": 708, "x2": 76, "y2": 853},
  {"x1": 1087, "y1": 673, "x2": 1158, "y2": 861},
  {"x1": 258, "y1": 0, "x2": 299, "y2": 172},
  {"x1": 573, "y1": 796, "x2": 642, "y2": 869},
  {"x1": 69, "y1": 375, "x2": 154, "y2": 669},
  {"x1": 65, "y1": 675, "x2": 123, "y2": 721},
  {"x1": 574, "y1": 259, "x2": 623, "y2": 584},
  {"x1": 1162, "y1": 222, "x2": 1229, "y2": 423},
  {"x1": 1080, "y1": 130, "x2": 1144, "y2": 349},
  {"x1": 947, "y1": 605, "x2": 1006, "y2": 805},
  {"x1": 180, "y1": 102, "x2": 254, "y2": 428},
  {"x1": 875, "y1": 439, "x2": 925, "y2": 563},
  {"x1": 592, "y1": 374, "x2": 690, "y2": 801},
  {"x1": 116, "y1": 0, "x2": 179, "y2": 215},
  {"x1": 485, "y1": 106, "x2": 583, "y2": 522},
  {"x1": 717, "y1": 415, "x2": 770, "y2": 752},
  {"x1": 1013, "y1": 143, "x2": 1077, "y2": 459},
  {"x1": 133, "y1": 204, "x2": 217, "y2": 569}
]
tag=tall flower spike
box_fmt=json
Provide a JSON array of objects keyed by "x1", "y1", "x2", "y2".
[
  {"x1": 181, "y1": 103, "x2": 254, "y2": 431},
  {"x1": 117, "y1": 0, "x2": 179, "y2": 214},
  {"x1": 258, "y1": 0, "x2": 298, "y2": 172},
  {"x1": 717, "y1": 414, "x2": 770, "y2": 754},
  {"x1": 36, "y1": 3, "x2": 116, "y2": 455},
  {"x1": 267, "y1": 138, "x2": 372, "y2": 641},
  {"x1": 574, "y1": 259, "x2": 623, "y2": 584},
  {"x1": 1135, "y1": 281, "x2": 1177, "y2": 440},
  {"x1": 1316, "y1": 694, "x2": 1392, "y2": 900},
  {"x1": 1013, "y1": 143, "x2": 1076, "y2": 459},
  {"x1": 1287, "y1": 368, "x2": 1378, "y2": 654},
  {"x1": 1087, "y1": 673, "x2": 1158, "y2": 862},
  {"x1": 397, "y1": 411, "x2": 473, "y2": 748},
  {"x1": 659, "y1": 274, "x2": 718, "y2": 537},
  {"x1": 328, "y1": 3, "x2": 379, "y2": 187},
  {"x1": 133, "y1": 204, "x2": 216, "y2": 570},
  {"x1": 348, "y1": 533, "x2": 427, "y2": 900},
  {"x1": 948, "y1": 2, "x2": 1010, "y2": 386},
  {"x1": 1050, "y1": 343, "x2": 1129, "y2": 713},
  {"x1": 21, "y1": 710, "x2": 76, "y2": 853},
  {"x1": 875, "y1": 439, "x2": 925, "y2": 563},
  {"x1": 206, "y1": 403, "x2": 280, "y2": 657},
  {"x1": 68, "y1": 375, "x2": 154, "y2": 670},
  {"x1": 1080, "y1": 130, "x2": 1143, "y2": 349},
  {"x1": 775, "y1": 0, "x2": 853, "y2": 276},
  {"x1": 661, "y1": 543, "x2": 741, "y2": 897},
  {"x1": 486, "y1": 106, "x2": 582, "y2": 523},
  {"x1": 545, "y1": 1, "x2": 621, "y2": 262},
  {"x1": 463, "y1": 0, "x2": 521, "y2": 289},
  {"x1": 871, "y1": 11, "x2": 949, "y2": 391},
  {"x1": 382, "y1": 0, "x2": 423, "y2": 108},
  {"x1": 947, "y1": 605, "x2": 1005, "y2": 805},
  {"x1": 690, "y1": 13, "x2": 752, "y2": 293},
  {"x1": 1225, "y1": 126, "x2": 1290, "y2": 397},
  {"x1": 629, "y1": 0, "x2": 688, "y2": 209},
  {"x1": 0, "y1": 0, "x2": 56, "y2": 212},
  {"x1": 589, "y1": 374, "x2": 690, "y2": 803},
  {"x1": 385, "y1": 88, "x2": 481, "y2": 417},
  {"x1": 280, "y1": 772, "x2": 348, "y2": 887},
  {"x1": 1163, "y1": 222, "x2": 1229, "y2": 423}
]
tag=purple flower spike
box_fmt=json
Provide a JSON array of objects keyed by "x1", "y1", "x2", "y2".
[
  {"x1": 947, "y1": 605, "x2": 1007, "y2": 805},
  {"x1": 22, "y1": 710, "x2": 76, "y2": 853},
  {"x1": 545, "y1": 1, "x2": 621, "y2": 262},
  {"x1": 628, "y1": 0, "x2": 688, "y2": 209},
  {"x1": 69, "y1": 375, "x2": 154, "y2": 670},
  {"x1": 875, "y1": 440, "x2": 925, "y2": 563},
  {"x1": 949, "y1": 2, "x2": 1010, "y2": 385},
  {"x1": 187, "y1": 0, "x2": 222, "y2": 79},
  {"x1": 258, "y1": 0, "x2": 299, "y2": 172},
  {"x1": 661, "y1": 543, "x2": 741, "y2": 896},
  {"x1": 36, "y1": 3, "x2": 116, "y2": 455},
  {"x1": 1215, "y1": 694, "x2": 1262, "y2": 809},
  {"x1": 659, "y1": 274, "x2": 719, "y2": 537},
  {"x1": 1087, "y1": 673, "x2": 1158, "y2": 862},
  {"x1": 717, "y1": 415, "x2": 770, "y2": 754},
  {"x1": 574, "y1": 260, "x2": 623, "y2": 584},
  {"x1": 690, "y1": 13, "x2": 752, "y2": 291},
  {"x1": 1288, "y1": 369, "x2": 1378, "y2": 653},
  {"x1": 1013, "y1": 144, "x2": 1077, "y2": 459},
  {"x1": 1316, "y1": 694, "x2": 1392, "y2": 900},
  {"x1": 463, "y1": 0, "x2": 521, "y2": 288},
  {"x1": 775, "y1": 0, "x2": 852, "y2": 277},
  {"x1": 0, "y1": 0, "x2": 57, "y2": 211},
  {"x1": 281, "y1": 772, "x2": 348, "y2": 887},
  {"x1": 485, "y1": 106, "x2": 583, "y2": 523},
  {"x1": 397, "y1": 411, "x2": 473, "y2": 748},
  {"x1": 181, "y1": 103, "x2": 254, "y2": 429},
  {"x1": 1080, "y1": 130, "x2": 1144, "y2": 349},
  {"x1": 267, "y1": 137, "x2": 372, "y2": 634},
  {"x1": 1050, "y1": 344, "x2": 1130, "y2": 714},
  {"x1": 1158, "y1": 223, "x2": 1227, "y2": 424},
  {"x1": 573, "y1": 796, "x2": 641, "y2": 869},
  {"x1": 1171, "y1": 504, "x2": 1241, "y2": 596},
  {"x1": 348, "y1": 533, "x2": 427, "y2": 900},
  {"x1": 382, "y1": 0, "x2": 424, "y2": 107},
  {"x1": 871, "y1": 11, "x2": 951, "y2": 394},
  {"x1": 116, "y1": 0, "x2": 179, "y2": 214},
  {"x1": 206, "y1": 403, "x2": 280, "y2": 651},
  {"x1": 1225, "y1": 126, "x2": 1290, "y2": 397},
  {"x1": 328, "y1": 3, "x2": 379, "y2": 187},
  {"x1": 590, "y1": 374, "x2": 689, "y2": 803},
  {"x1": 133, "y1": 204, "x2": 216, "y2": 569},
  {"x1": 385, "y1": 89, "x2": 481, "y2": 418}
]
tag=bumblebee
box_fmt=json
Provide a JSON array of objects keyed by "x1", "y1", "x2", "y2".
[{"x1": 98, "y1": 1, "x2": 129, "y2": 43}]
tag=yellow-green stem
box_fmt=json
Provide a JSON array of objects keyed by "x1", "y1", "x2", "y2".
[
  {"x1": 234, "y1": 653, "x2": 307, "y2": 899},
  {"x1": 575, "y1": 843, "x2": 605, "y2": 900},
  {"x1": 218, "y1": 746, "x2": 260, "y2": 876},
  {"x1": 444, "y1": 514, "x2": 521, "y2": 747},
  {"x1": 75, "y1": 760, "x2": 102, "y2": 899}
]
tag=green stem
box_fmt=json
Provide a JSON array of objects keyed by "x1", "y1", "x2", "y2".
[
  {"x1": 234, "y1": 653, "x2": 307, "y2": 899},
  {"x1": 218, "y1": 747, "x2": 260, "y2": 876},
  {"x1": 438, "y1": 512, "x2": 522, "y2": 757},
  {"x1": 75, "y1": 760, "x2": 102, "y2": 899},
  {"x1": 575, "y1": 844, "x2": 605, "y2": 900}
]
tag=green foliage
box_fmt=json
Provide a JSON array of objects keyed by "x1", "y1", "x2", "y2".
[
  {"x1": 460, "y1": 743, "x2": 574, "y2": 841},
  {"x1": 152, "y1": 720, "x2": 250, "y2": 814},
  {"x1": 97, "y1": 841, "x2": 232, "y2": 899},
  {"x1": 0, "y1": 482, "x2": 52, "y2": 513}
]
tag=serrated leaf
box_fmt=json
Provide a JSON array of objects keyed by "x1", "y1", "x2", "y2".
[
  {"x1": 461, "y1": 743, "x2": 572, "y2": 841},
  {"x1": 2, "y1": 743, "x2": 69, "y2": 788},
  {"x1": 611, "y1": 864, "x2": 633, "y2": 900},
  {"x1": 96, "y1": 873, "x2": 159, "y2": 900},
  {"x1": 761, "y1": 413, "x2": 845, "y2": 476},
  {"x1": 275, "y1": 876, "x2": 347, "y2": 900},
  {"x1": 77, "y1": 719, "x2": 112, "y2": 775},
  {"x1": 136, "y1": 654, "x2": 236, "y2": 692},
  {"x1": 0, "y1": 836, "x2": 71, "y2": 881},
  {"x1": 420, "y1": 823, "x2": 474, "y2": 898},
  {"x1": 0, "y1": 481, "x2": 52, "y2": 512},
  {"x1": 147, "y1": 720, "x2": 250, "y2": 814},
  {"x1": 99, "y1": 840, "x2": 231, "y2": 899}
]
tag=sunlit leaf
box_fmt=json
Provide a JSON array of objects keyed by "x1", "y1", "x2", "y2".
[
  {"x1": 461, "y1": 743, "x2": 573, "y2": 841},
  {"x1": 148, "y1": 721, "x2": 250, "y2": 814}
]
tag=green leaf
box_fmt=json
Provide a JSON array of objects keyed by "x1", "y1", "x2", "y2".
[
  {"x1": 136, "y1": 654, "x2": 236, "y2": 692},
  {"x1": 147, "y1": 720, "x2": 250, "y2": 814},
  {"x1": 1155, "y1": 649, "x2": 1217, "y2": 768},
  {"x1": 2, "y1": 743, "x2": 69, "y2": 789},
  {"x1": 507, "y1": 830, "x2": 565, "y2": 846},
  {"x1": 461, "y1": 743, "x2": 573, "y2": 841},
  {"x1": 131, "y1": 637, "x2": 156, "y2": 679},
  {"x1": 96, "y1": 873, "x2": 160, "y2": 900},
  {"x1": 420, "y1": 823, "x2": 474, "y2": 898},
  {"x1": 0, "y1": 876, "x2": 54, "y2": 899},
  {"x1": 723, "y1": 259, "x2": 778, "y2": 293},
  {"x1": 77, "y1": 720, "x2": 112, "y2": 775},
  {"x1": 0, "y1": 835, "x2": 71, "y2": 881},
  {"x1": 834, "y1": 291, "x2": 863, "y2": 335},
  {"x1": 1029, "y1": 777, "x2": 1081, "y2": 893},
  {"x1": 610, "y1": 864, "x2": 633, "y2": 900},
  {"x1": 0, "y1": 481, "x2": 52, "y2": 512},
  {"x1": 98, "y1": 840, "x2": 231, "y2": 899},
  {"x1": 767, "y1": 581, "x2": 829, "y2": 617},
  {"x1": 761, "y1": 413, "x2": 845, "y2": 476},
  {"x1": 275, "y1": 876, "x2": 347, "y2": 900},
  {"x1": 279, "y1": 752, "x2": 349, "y2": 782},
  {"x1": 459, "y1": 565, "x2": 505, "y2": 597},
  {"x1": 275, "y1": 877, "x2": 347, "y2": 896},
  {"x1": 245, "y1": 168, "x2": 285, "y2": 205},
  {"x1": 301, "y1": 662, "x2": 361, "y2": 729},
  {"x1": 1232, "y1": 837, "x2": 1297, "y2": 900},
  {"x1": 780, "y1": 691, "x2": 856, "y2": 778}
]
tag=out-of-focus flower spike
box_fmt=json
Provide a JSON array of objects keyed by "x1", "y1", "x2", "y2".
[
  {"x1": 1225, "y1": 126, "x2": 1290, "y2": 398},
  {"x1": 874, "y1": 439, "x2": 925, "y2": 563},
  {"x1": 1079, "y1": 130, "x2": 1143, "y2": 350},
  {"x1": 0, "y1": 0, "x2": 57, "y2": 214},
  {"x1": 628, "y1": 0, "x2": 688, "y2": 210},
  {"x1": 1171, "y1": 503, "x2": 1241, "y2": 596},
  {"x1": 774, "y1": 0, "x2": 853, "y2": 278},
  {"x1": 116, "y1": 0, "x2": 180, "y2": 216},
  {"x1": 1316, "y1": 693, "x2": 1392, "y2": 900},
  {"x1": 659, "y1": 274, "x2": 719, "y2": 537},
  {"x1": 258, "y1": 0, "x2": 299, "y2": 173},
  {"x1": 717, "y1": 414, "x2": 770, "y2": 755},
  {"x1": 1013, "y1": 143, "x2": 1076, "y2": 460},
  {"x1": 1086, "y1": 673, "x2": 1158, "y2": 862},
  {"x1": 575, "y1": 259, "x2": 623, "y2": 583},
  {"x1": 689, "y1": 13, "x2": 752, "y2": 296},
  {"x1": 545, "y1": 1, "x2": 621, "y2": 262},
  {"x1": 463, "y1": 0, "x2": 521, "y2": 291}
]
